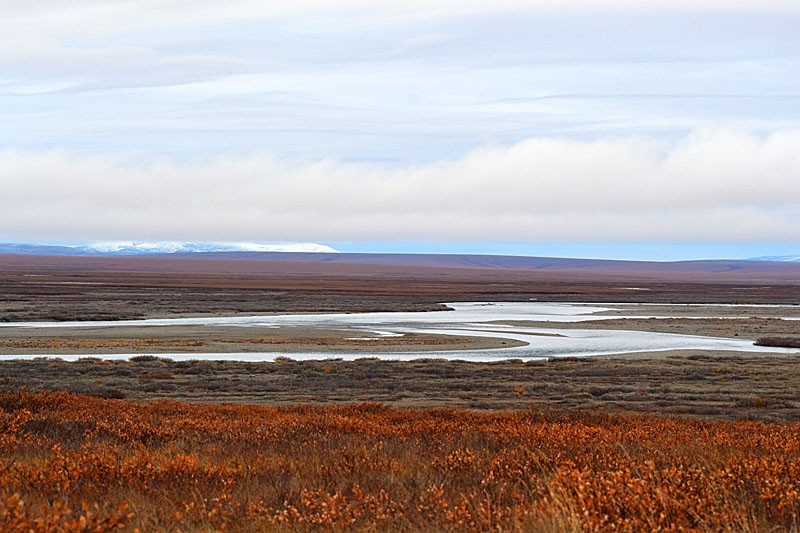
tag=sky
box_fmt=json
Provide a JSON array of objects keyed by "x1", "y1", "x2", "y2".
[{"x1": 1, "y1": 0, "x2": 799, "y2": 260}]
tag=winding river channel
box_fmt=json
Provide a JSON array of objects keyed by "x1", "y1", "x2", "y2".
[{"x1": 2, "y1": 302, "x2": 798, "y2": 361}]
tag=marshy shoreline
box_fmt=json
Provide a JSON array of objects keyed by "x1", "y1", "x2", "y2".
[{"x1": 2, "y1": 351, "x2": 798, "y2": 421}]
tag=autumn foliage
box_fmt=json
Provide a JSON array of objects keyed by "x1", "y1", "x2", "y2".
[{"x1": 0, "y1": 390, "x2": 798, "y2": 532}]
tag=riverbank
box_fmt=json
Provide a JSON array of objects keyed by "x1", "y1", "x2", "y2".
[
  {"x1": 495, "y1": 316, "x2": 800, "y2": 341},
  {"x1": 0, "y1": 324, "x2": 527, "y2": 355},
  {"x1": 1, "y1": 352, "x2": 797, "y2": 421}
]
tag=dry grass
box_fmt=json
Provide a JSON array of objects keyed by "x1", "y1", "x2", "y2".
[
  {"x1": 756, "y1": 337, "x2": 800, "y2": 349},
  {"x1": 0, "y1": 325, "x2": 522, "y2": 355},
  {"x1": 1, "y1": 390, "x2": 799, "y2": 531},
  {"x1": 3, "y1": 356, "x2": 799, "y2": 421},
  {"x1": 0, "y1": 335, "x2": 481, "y2": 351},
  {"x1": 0, "y1": 338, "x2": 207, "y2": 350}
]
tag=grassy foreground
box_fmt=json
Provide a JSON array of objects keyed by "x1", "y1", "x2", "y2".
[{"x1": 1, "y1": 391, "x2": 799, "y2": 531}]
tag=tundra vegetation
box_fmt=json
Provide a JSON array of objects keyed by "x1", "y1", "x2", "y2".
[
  {"x1": 756, "y1": 337, "x2": 800, "y2": 349},
  {"x1": 1, "y1": 390, "x2": 799, "y2": 531},
  {"x1": 2, "y1": 256, "x2": 800, "y2": 530}
]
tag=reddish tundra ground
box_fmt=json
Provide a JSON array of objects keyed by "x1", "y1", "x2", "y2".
[{"x1": 1, "y1": 390, "x2": 799, "y2": 532}]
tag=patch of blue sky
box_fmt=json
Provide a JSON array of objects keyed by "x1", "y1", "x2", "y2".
[{"x1": 329, "y1": 242, "x2": 800, "y2": 261}]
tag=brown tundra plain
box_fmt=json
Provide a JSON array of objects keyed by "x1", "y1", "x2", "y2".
[{"x1": 1, "y1": 254, "x2": 800, "y2": 531}]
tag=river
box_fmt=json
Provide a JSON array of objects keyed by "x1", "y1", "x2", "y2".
[{"x1": 1, "y1": 302, "x2": 797, "y2": 361}]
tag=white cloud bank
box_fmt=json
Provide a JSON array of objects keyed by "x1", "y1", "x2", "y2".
[{"x1": 2, "y1": 128, "x2": 798, "y2": 243}]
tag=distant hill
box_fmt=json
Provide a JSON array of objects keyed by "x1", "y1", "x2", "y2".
[
  {"x1": 751, "y1": 255, "x2": 800, "y2": 262},
  {"x1": 0, "y1": 243, "x2": 81, "y2": 255},
  {"x1": 160, "y1": 251, "x2": 800, "y2": 275},
  {"x1": 2, "y1": 243, "x2": 800, "y2": 279}
]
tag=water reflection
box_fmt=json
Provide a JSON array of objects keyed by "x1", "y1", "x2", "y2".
[{"x1": 1, "y1": 302, "x2": 797, "y2": 361}]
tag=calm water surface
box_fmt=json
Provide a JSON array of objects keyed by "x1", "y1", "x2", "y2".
[{"x1": 2, "y1": 302, "x2": 797, "y2": 361}]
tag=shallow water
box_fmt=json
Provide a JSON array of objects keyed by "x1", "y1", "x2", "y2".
[{"x1": 2, "y1": 302, "x2": 797, "y2": 361}]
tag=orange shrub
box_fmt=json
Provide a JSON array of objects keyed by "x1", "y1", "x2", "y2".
[{"x1": 0, "y1": 390, "x2": 797, "y2": 531}]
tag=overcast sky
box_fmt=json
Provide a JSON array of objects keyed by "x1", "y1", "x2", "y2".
[{"x1": 2, "y1": 1, "x2": 799, "y2": 258}]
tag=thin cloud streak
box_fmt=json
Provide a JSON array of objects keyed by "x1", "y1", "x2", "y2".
[
  {"x1": 2, "y1": 4, "x2": 797, "y2": 163},
  {"x1": 2, "y1": 128, "x2": 798, "y2": 243}
]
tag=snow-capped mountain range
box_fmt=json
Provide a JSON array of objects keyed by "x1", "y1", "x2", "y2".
[
  {"x1": 0, "y1": 241, "x2": 339, "y2": 256},
  {"x1": 80, "y1": 241, "x2": 339, "y2": 254}
]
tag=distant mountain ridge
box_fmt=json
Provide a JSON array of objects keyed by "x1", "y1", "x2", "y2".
[
  {"x1": 750, "y1": 255, "x2": 800, "y2": 262},
  {"x1": 181, "y1": 252, "x2": 800, "y2": 274},
  {"x1": 2, "y1": 245, "x2": 800, "y2": 284},
  {"x1": 1, "y1": 243, "x2": 799, "y2": 274},
  {"x1": 0, "y1": 241, "x2": 339, "y2": 256}
]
